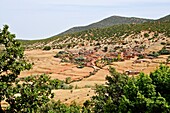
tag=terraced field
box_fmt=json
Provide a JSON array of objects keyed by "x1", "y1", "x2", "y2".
[{"x1": 19, "y1": 46, "x2": 170, "y2": 105}]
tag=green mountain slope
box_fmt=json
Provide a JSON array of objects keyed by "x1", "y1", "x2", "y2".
[
  {"x1": 20, "y1": 20, "x2": 170, "y2": 49},
  {"x1": 158, "y1": 14, "x2": 170, "y2": 21},
  {"x1": 58, "y1": 16, "x2": 152, "y2": 35},
  {"x1": 19, "y1": 14, "x2": 170, "y2": 49}
]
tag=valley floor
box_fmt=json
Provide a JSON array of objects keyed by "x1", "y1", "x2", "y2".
[{"x1": 18, "y1": 49, "x2": 170, "y2": 105}]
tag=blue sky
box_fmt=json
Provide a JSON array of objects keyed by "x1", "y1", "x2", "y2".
[{"x1": 0, "y1": 0, "x2": 170, "y2": 40}]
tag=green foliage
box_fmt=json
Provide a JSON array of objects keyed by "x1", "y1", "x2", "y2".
[
  {"x1": 161, "y1": 42, "x2": 166, "y2": 45},
  {"x1": 77, "y1": 65, "x2": 84, "y2": 69},
  {"x1": 91, "y1": 66, "x2": 170, "y2": 113},
  {"x1": 121, "y1": 73, "x2": 169, "y2": 113},
  {"x1": 167, "y1": 56, "x2": 170, "y2": 63},
  {"x1": 65, "y1": 77, "x2": 71, "y2": 84},
  {"x1": 148, "y1": 51, "x2": 160, "y2": 58},
  {"x1": 54, "y1": 51, "x2": 69, "y2": 59},
  {"x1": 103, "y1": 46, "x2": 108, "y2": 52},
  {"x1": 49, "y1": 78, "x2": 65, "y2": 89},
  {"x1": 0, "y1": 25, "x2": 65, "y2": 113},
  {"x1": 0, "y1": 25, "x2": 32, "y2": 112},
  {"x1": 20, "y1": 20, "x2": 170, "y2": 49},
  {"x1": 59, "y1": 16, "x2": 151, "y2": 35},
  {"x1": 2, "y1": 25, "x2": 170, "y2": 112},
  {"x1": 43, "y1": 46, "x2": 51, "y2": 50},
  {"x1": 75, "y1": 56, "x2": 85, "y2": 62},
  {"x1": 37, "y1": 100, "x2": 83, "y2": 113},
  {"x1": 144, "y1": 33, "x2": 149, "y2": 37},
  {"x1": 159, "y1": 47, "x2": 170, "y2": 55},
  {"x1": 150, "y1": 65, "x2": 170, "y2": 104},
  {"x1": 92, "y1": 67, "x2": 129, "y2": 113},
  {"x1": 75, "y1": 56, "x2": 85, "y2": 68},
  {"x1": 61, "y1": 58, "x2": 70, "y2": 63},
  {"x1": 6, "y1": 74, "x2": 54, "y2": 113},
  {"x1": 158, "y1": 14, "x2": 170, "y2": 21},
  {"x1": 138, "y1": 54, "x2": 145, "y2": 59}
]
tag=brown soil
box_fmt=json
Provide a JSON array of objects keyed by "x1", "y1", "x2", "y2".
[{"x1": 17, "y1": 49, "x2": 169, "y2": 105}]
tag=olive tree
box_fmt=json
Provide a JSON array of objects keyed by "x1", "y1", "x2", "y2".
[
  {"x1": 0, "y1": 25, "x2": 32, "y2": 112},
  {"x1": 91, "y1": 66, "x2": 170, "y2": 113},
  {"x1": 0, "y1": 25, "x2": 81, "y2": 112},
  {"x1": 7, "y1": 74, "x2": 54, "y2": 113}
]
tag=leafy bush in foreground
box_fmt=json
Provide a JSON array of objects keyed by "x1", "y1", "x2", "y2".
[
  {"x1": 91, "y1": 66, "x2": 170, "y2": 113},
  {"x1": 0, "y1": 25, "x2": 32, "y2": 113},
  {"x1": 6, "y1": 74, "x2": 54, "y2": 113}
]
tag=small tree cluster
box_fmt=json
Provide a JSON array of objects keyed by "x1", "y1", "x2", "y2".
[
  {"x1": 91, "y1": 66, "x2": 170, "y2": 113},
  {"x1": 43, "y1": 46, "x2": 51, "y2": 51}
]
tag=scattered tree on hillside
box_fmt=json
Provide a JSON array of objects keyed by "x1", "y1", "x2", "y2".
[
  {"x1": 43, "y1": 46, "x2": 51, "y2": 51},
  {"x1": 103, "y1": 46, "x2": 108, "y2": 52}
]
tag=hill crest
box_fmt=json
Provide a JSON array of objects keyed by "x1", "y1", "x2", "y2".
[{"x1": 58, "y1": 15, "x2": 152, "y2": 35}]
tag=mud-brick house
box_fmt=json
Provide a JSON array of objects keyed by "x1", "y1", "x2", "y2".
[
  {"x1": 123, "y1": 52, "x2": 135, "y2": 60},
  {"x1": 71, "y1": 51, "x2": 79, "y2": 58},
  {"x1": 145, "y1": 56, "x2": 154, "y2": 59},
  {"x1": 84, "y1": 49, "x2": 94, "y2": 56},
  {"x1": 85, "y1": 62, "x2": 93, "y2": 67},
  {"x1": 133, "y1": 60, "x2": 143, "y2": 63},
  {"x1": 104, "y1": 53, "x2": 116, "y2": 59},
  {"x1": 78, "y1": 49, "x2": 85, "y2": 55},
  {"x1": 124, "y1": 55, "x2": 133, "y2": 60},
  {"x1": 133, "y1": 59, "x2": 150, "y2": 64},
  {"x1": 110, "y1": 52, "x2": 118, "y2": 57},
  {"x1": 125, "y1": 70, "x2": 140, "y2": 75}
]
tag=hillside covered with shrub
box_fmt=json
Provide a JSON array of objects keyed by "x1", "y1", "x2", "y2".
[
  {"x1": 19, "y1": 15, "x2": 170, "y2": 49},
  {"x1": 58, "y1": 16, "x2": 152, "y2": 35}
]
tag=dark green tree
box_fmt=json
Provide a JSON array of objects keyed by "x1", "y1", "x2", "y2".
[
  {"x1": 103, "y1": 46, "x2": 108, "y2": 52},
  {"x1": 43, "y1": 46, "x2": 51, "y2": 51},
  {"x1": 121, "y1": 73, "x2": 169, "y2": 113},
  {"x1": 91, "y1": 66, "x2": 170, "y2": 113},
  {"x1": 0, "y1": 25, "x2": 31, "y2": 112},
  {"x1": 6, "y1": 74, "x2": 54, "y2": 113},
  {"x1": 92, "y1": 67, "x2": 129, "y2": 113},
  {"x1": 150, "y1": 65, "x2": 170, "y2": 104}
]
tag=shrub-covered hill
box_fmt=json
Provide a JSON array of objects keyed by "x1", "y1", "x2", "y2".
[
  {"x1": 58, "y1": 16, "x2": 152, "y2": 36},
  {"x1": 19, "y1": 19, "x2": 170, "y2": 49},
  {"x1": 158, "y1": 14, "x2": 170, "y2": 21}
]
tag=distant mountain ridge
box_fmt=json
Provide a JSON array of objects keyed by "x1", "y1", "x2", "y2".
[
  {"x1": 158, "y1": 14, "x2": 170, "y2": 21},
  {"x1": 58, "y1": 16, "x2": 153, "y2": 35},
  {"x1": 19, "y1": 14, "x2": 170, "y2": 46}
]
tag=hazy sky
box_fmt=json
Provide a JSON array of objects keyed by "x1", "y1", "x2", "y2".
[{"x1": 0, "y1": 0, "x2": 170, "y2": 40}]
